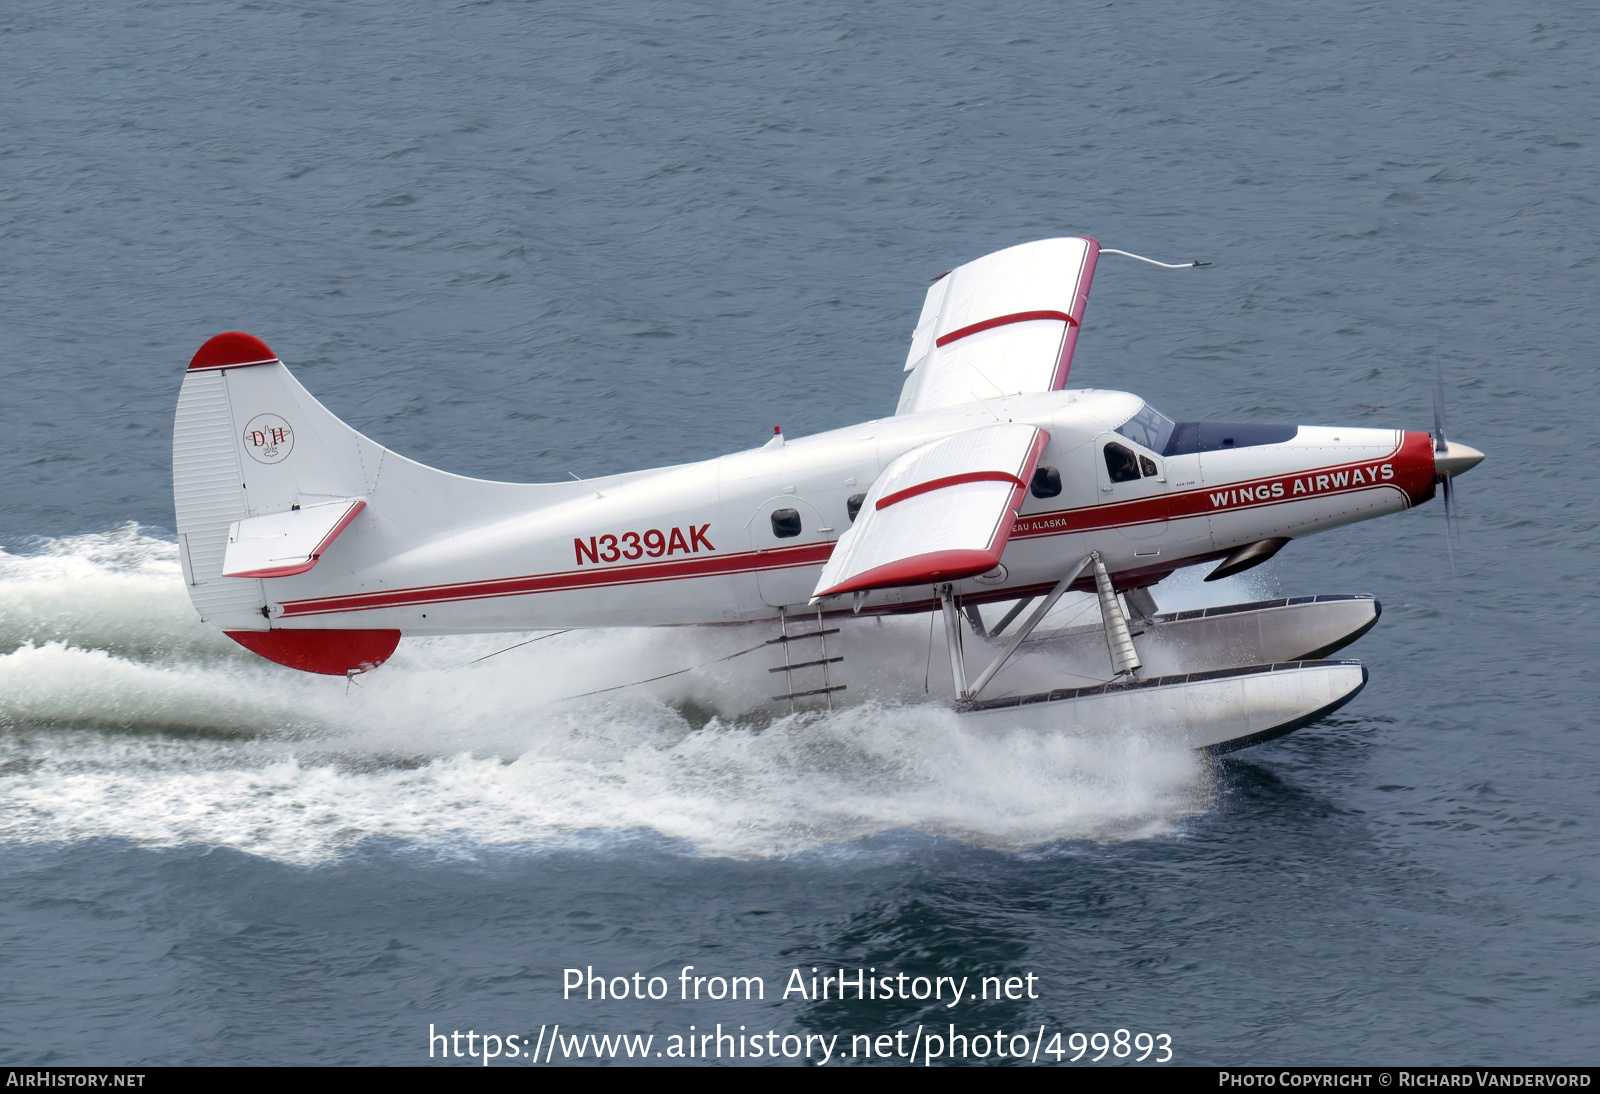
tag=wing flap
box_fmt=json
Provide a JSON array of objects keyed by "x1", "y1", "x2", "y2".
[
  {"x1": 897, "y1": 237, "x2": 1099, "y2": 415},
  {"x1": 810, "y1": 424, "x2": 1047, "y2": 600},
  {"x1": 222, "y1": 498, "x2": 366, "y2": 579}
]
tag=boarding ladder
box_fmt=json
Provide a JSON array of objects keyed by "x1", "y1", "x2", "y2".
[{"x1": 769, "y1": 607, "x2": 846, "y2": 713}]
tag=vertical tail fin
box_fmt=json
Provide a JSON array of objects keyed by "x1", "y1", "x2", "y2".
[{"x1": 174, "y1": 333, "x2": 396, "y2": 672}]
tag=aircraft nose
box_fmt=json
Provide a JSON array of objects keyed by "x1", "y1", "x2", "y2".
[{"x1": 1435, "y1": 440, "x2": 1484, "y2": 479}]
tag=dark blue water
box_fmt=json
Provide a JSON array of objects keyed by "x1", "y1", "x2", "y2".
[{"x1": 2, "y1": 0, "x2": 1597, "y2": 1065}]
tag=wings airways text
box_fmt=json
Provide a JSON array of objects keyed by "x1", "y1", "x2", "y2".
[
  {"x1": 1011, "y1": 455, "x2": 1408, "y2": 539},
  {"x1": 1207, "y1": 464, "x2": 1393, "y2": 510},
  {"x1": 576, "y1": 525, "x2": 714, "y2": 565}
]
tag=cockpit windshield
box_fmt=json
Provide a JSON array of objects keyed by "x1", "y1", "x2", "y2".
[{"x1": 1116, "y1": 403, "x2": 1176, "y2": 454}]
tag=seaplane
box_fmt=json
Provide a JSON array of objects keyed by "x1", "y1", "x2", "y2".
[{"x1": 171, "y1": 236, "x2": 1483, "y2": 753}]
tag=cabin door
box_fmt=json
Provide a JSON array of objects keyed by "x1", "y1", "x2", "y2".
[
  {"x1": 747, "y1": 495, "x2": 834, "y2": 608},
  {"x1": 1093, "y1": 432, "x2": 1170, "y2": 543}
]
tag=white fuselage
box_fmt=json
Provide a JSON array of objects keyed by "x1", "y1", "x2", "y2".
[{"x1": 257, "y1": 389, "x2": 1436, "y2": 635}]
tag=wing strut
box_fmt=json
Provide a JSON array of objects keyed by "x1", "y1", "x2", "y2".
[{"x1": 941, "y1": 587, "x2": 969, "y2": 696}]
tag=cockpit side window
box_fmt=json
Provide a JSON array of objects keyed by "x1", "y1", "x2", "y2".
[
  {"x1": 1116, "y1": 404, "x2": 1177, "y2": 455},
  {"x1": 1104, "y1": 442, "x2": 1142, "y2": 483}
]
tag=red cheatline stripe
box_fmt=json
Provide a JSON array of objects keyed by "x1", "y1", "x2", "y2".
[
  {"x1": 1009, "y1": 441, "x2": 1412, "y2": 539},
  {"x1": 279, "y1": 540, "x2": 836, "y2": 618},
  {"x1": 875, "y1": 471, "x2": 1025, "y2": 511},
  {"x1": 935, "y1": 310, "x2": 1076, "y2": 349},
  {"x1": 280, "y1": 438, "x2": 1424, "y2": 619}
]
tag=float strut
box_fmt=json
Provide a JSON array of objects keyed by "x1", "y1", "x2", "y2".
[
  {"x1": 1093, "y1": 552, "x2": 1143, "y2": 678},
  {"x1": 1123, "y1": 586, "x2": 1159, "y2": 625},
  {"x1": 962, "y1": 604, "x2": 989, "y2": 639},
  {"x1": 987, "y1": 596, "x2": 1036, "y2": 638},
  {"x1": 962, "y1": 554, "x2": 1095, "y2": 701},
  {"x1": 940, "y1": 585, "x2": 969, "y2": 696}
]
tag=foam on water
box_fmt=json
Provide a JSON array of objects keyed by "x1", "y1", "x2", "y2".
[
  {"x1": 0, "y1": 528, "x2": 1245, "y2": 862},
  {"x1": 0, "y1": 524, "x2": 240, "y2": 662}
]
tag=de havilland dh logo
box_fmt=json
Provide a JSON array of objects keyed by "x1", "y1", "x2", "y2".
[{"x1": 242, "y1": 414, "x2": 294, "y2": 464}]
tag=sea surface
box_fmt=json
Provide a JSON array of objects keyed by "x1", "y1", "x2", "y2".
[{"x1": 2, "y1": 0, "x2": 1597, "y2": 1066}]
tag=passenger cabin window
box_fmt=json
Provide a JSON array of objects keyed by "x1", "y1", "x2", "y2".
[
  {"x1": 1103, "y1": 442, "x2": 1142, "y2": 483},
  {"x1": 846, "y1": 494, "x2": 865, "y2": 522},
  {"x1": 1031, "y1": 466, "x2": 1062, "y2": 498},
  {"x1": 1139, "y1": 454, "x2": 1158, "y2": 477},
  {"x1": 771, "y1": 508, "x2": 802, "y2": 538}
]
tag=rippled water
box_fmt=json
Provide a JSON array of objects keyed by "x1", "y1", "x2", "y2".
[{"x1": 2, "y1": 0, "x2": 1597, "y2": 1066}]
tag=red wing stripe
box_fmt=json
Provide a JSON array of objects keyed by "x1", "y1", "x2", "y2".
[
  {"x1": 876, "y1": 471, "x2": 1026, "y2": 511},
  {"x1": 934, "y1": 310, "x2": 1076, "y2": 349}
]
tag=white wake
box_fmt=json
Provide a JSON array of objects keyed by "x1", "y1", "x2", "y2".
[{"x1": 0, "y1": 526, "x2": 1258, "y2": 863}]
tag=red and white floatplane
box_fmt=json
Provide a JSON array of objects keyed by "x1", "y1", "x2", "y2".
[{"x1": 172, "y1": 237, "x2": 1482, "y2": 752}]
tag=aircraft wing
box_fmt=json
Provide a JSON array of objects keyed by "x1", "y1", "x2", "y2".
[
  {"x1": 222, "y1": 497, "x2": 366, "y2": 579},
  {"x1": 810, "y1": 424, "x2": 1048, "y2": 601},
  {"x1": 896, "y1": 237, "x2": 1099, "y2": 416}
]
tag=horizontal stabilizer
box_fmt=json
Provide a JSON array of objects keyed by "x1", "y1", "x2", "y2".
[
  {"x1": 222, "y1": 498, "x2": 366, "y2": 579},
  {"x1": 810, "y1": 423, "x2": 1047, "y2": 600},
  {"x1": 897, "y1": 237, "x2": 1099, "y2": 415}
]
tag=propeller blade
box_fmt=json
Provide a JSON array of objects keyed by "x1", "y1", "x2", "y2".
[
  {"x1": 1432, "y1": 354, "x2": 1449, "y2": 453},
  {"x1": 1441, "y1": 474, "x2": 1458, "y2": 575},
  {"x1": 1431, "y1": 353, "x2": 1466, "y2": 573}
]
